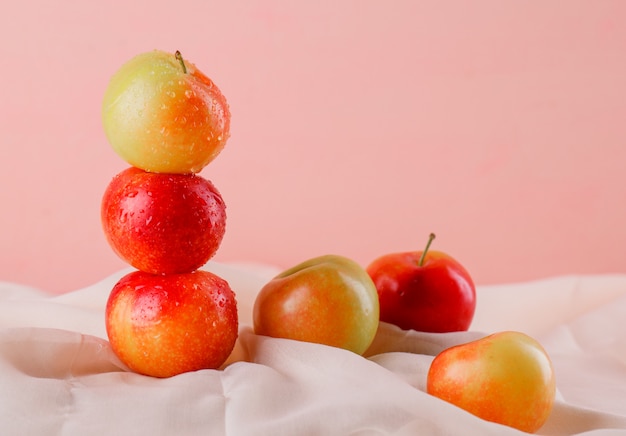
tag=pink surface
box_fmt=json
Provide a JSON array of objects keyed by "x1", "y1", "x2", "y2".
[{"x1": 1, "y1": 1, "x2": 625, "y2": 294}]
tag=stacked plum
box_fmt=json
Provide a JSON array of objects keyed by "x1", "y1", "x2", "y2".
[{"x1": 100, "y1": 50, "x2": 238, "y2": 378}]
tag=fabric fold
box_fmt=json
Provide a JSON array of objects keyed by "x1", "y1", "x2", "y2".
[{"x1": 1, "y1": 264, "x2": 625, "y2": 435}]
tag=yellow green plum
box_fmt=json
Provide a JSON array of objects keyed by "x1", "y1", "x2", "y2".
[
  {"x1": 253, "y1": 255, "x2": 380, "y2": 355},
  {"x1": 427, "y1": 331, "x2": 556, "y2": 433},
  {"x1": 102, "y1": 50, "x2": 230, "y2": 174}
]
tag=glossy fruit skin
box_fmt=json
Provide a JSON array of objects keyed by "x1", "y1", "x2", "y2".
[
  {"x1": 366, "y1": 250, "x2": 475, "y2": 332},
  {"x1": 427, "y1": 331, "x2": 556, "y2": 433},
  {"x1": 102, "y1": 50, "x2": 230, "y2": 174},
  {"x1": 101, "y1": 167, "x2": 226, "y2": 275},
  {"x1": 105, "y1": 270, "x2": 238, "y2": 378},
  {"x1": 253, "y1": 255, "x2": 380, "y2": 355}
]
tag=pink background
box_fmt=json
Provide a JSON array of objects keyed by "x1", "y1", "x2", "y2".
[{"x1": 1, "y1": 1, "x2": 625, "y2": 294}]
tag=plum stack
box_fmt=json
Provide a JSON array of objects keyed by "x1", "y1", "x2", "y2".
[{"x1": 99, "y1": 50, "x2": 238, "y2": 378}]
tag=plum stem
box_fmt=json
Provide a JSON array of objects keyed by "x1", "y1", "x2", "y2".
[
  {"x1": 418, "y1": 233, "x2": 436, "y2": 267},
  {"x1": 175, "y1": 50, "x2": 187, "y2": 74}
]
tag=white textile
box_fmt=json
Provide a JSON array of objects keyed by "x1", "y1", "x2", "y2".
[{"x1": 1, "y1": 262, "x2": 626, "y2": 435}]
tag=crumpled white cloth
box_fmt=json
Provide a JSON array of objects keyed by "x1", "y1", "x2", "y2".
[{"x1": 1, "y1": 262, "x2": 626, "y2": 435}]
